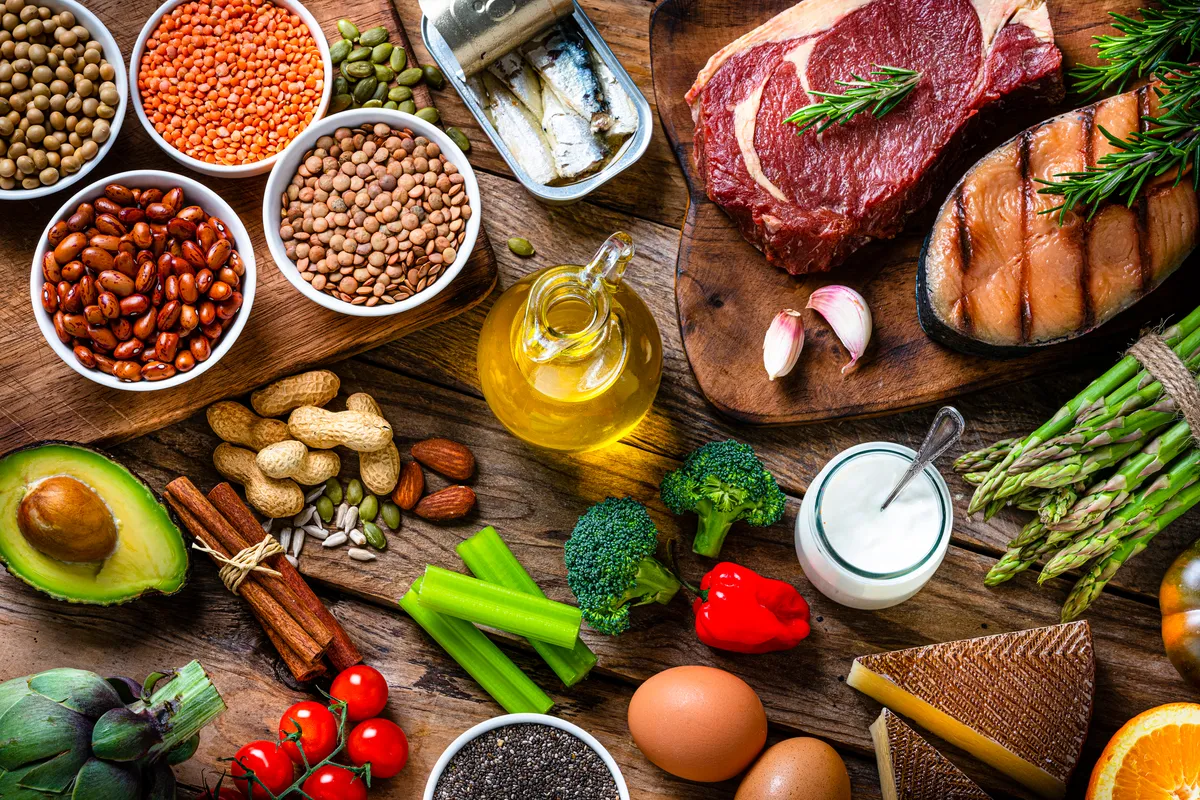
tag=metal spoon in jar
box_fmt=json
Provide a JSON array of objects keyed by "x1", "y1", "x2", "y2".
[{"x1": 880, "y1": 406, "x2": 965, "y2": 511}]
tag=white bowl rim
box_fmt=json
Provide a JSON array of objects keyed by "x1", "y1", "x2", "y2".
[
  {"x1": 30, "y1": 168, "x2": 256, "y2": 392},
  {"x1": 127, "y1": 0, "x2": 332, "y2": 178},
  {"x1": 422, "y1": 713, "x2": 631, "y2": 800},
  {"x1": 0, "y1": 0, "x2": 128, "y2": 201},
  {"x1": 262, "y1": 108, "x2": 481, "y2": 317}
]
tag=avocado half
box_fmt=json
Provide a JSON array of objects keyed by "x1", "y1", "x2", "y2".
[{"x1": 0, "y1": 442, "x2": 188, "y2": 604}]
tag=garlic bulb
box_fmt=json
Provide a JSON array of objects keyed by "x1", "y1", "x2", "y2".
[
  {"x1": 807, "y1": 286, "x2": 872, "y2": 374},
  {"x1": 763, "y1": 309, "x2": 804, "y2": 381}
]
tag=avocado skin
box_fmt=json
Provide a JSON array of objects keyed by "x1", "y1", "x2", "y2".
[{"x1": 0, "y1": 441, "x2": 189, "y2": 605}]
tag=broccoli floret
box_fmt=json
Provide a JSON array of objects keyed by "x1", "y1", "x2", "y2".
[
  {"x1": 563, "y1": 497, "x2": 681, "y2": 636},
  {"x1": 660, "y1": 440, "x2": 786, "y2": 558}
]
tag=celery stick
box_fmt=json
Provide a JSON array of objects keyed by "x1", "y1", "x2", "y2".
[
  {"x1": 399, "y1": 578, "x2": 553, "y2": 714},
  {"x1": 458, "y1": 527, "x2": 597, "y2": 687},
  {"x1": 417, "y1": 565, "x2": 582, "y2": 649}
]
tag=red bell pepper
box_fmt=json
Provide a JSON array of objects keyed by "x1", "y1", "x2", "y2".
[{"x1": 692, "y1": 562, "x2": 810, "y2": 654}]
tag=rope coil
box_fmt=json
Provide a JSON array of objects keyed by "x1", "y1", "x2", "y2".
[
  {"x1": 191, "y1": 536, "x2": 284, "y2": 594},
  {"x1": 1128, "y1": 332, "x2": 1200, "y2": 442}
]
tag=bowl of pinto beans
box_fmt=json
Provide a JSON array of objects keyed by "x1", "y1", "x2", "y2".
[{"x1": 31, "y1": 169, "x2": 256, "y2": 390}]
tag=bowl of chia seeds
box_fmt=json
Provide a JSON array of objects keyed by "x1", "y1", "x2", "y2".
[{"x1": 424, "y1": 714, "x2": 629, "y2": 800}]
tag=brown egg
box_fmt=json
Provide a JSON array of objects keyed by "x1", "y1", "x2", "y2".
[
  {"x1": 735, "y1": 738, "x2": 851, "y2": 800},
  {"x1": 628, "y1": 665, "x2": 767, "y2": 782},
  {"x1": 17, "y1": 475, "x2": 117, "y2": 562}
]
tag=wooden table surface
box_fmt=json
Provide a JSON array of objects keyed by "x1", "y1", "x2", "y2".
[{"x1": 2, "y1": 1, "x2": 1197, "y2": 799}]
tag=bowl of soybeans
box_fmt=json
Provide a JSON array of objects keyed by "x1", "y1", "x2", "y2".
[{"x1": 129, "y1": 0, "x2": 332, "y2": 178}]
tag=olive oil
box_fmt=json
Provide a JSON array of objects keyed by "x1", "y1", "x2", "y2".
[{"x1": 478, "y1": 233, "x2": 662, "y2": 452}]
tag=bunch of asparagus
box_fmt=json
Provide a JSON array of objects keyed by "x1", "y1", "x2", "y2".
[{"x1": 957, "y1": 305, "x2": 1200, "y2": 621}]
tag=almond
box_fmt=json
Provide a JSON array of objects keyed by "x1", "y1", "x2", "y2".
[
  {"x1": 411, "y1": 438, "x2": 475, "y2": 481},
  {"x1": 414, "y1": 486, "x2": 476, "y2": 521},
  {"x1": 392, "y1": 460, "x2": 424, "y2": 510}
]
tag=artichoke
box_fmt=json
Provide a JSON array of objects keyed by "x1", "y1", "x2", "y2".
[{"x1": 0, "y1": 661, "x2": 225, "y2": 799}]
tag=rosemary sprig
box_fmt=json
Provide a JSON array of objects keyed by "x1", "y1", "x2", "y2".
[
  {"x1": 1157, "y1": 62, "x2": 1200, "y2": 116},
  {"x1": 784, "y1": 65, "x2": 920, "y2": 134},
  {"x1": 1069, "y1": 0, "x2": 1200, "y2": 97}
]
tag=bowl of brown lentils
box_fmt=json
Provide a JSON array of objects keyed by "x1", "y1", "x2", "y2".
[
  {"x1": 262, "y1": 108, "x2": 480, "y2": 316},
  {"x1": 0, "y1": 0, "x2": 126, "y2": 199}
]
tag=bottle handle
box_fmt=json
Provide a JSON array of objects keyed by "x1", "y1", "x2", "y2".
[{"x1": 583, "y1": 232, "x2": 635, "y2": 290}]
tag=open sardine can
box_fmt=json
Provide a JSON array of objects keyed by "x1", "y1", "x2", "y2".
[{"x1": 419, "y1": 0, "x2": 652, "y2": 204}]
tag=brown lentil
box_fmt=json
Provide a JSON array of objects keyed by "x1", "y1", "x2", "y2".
[{"x1": 279, "y1": 123, "x2": 471, "y2": 306}]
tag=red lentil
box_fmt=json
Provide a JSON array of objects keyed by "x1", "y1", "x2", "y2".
[{"x1": 137, "y1": 0, "x2": 324, "y2": 166}]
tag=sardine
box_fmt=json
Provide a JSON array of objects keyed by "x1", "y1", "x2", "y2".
[
  {"x1": 540, "y1": 83, "x2": 608, "y2": 180},
  {"x1": 587, "y1": 43, "x2": 638, "y2": 138},
  {"x1": 521, "y1": 24, "x2": 612, "y2": 133},
  {"x1": 488, "y1": 52, "x2": 543, "y2": 120},
  {"x1": 481, "y1": 73, "x2": 559, "y2": 186}
]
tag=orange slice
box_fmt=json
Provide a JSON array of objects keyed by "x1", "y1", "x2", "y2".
[{"x1": 1086, "y1": 703, "x2": 1200, "y2": 799}]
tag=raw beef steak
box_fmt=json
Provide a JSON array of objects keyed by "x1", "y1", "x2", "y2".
[{"x1": 686, "y1": 0, "x2": 1063, "y2": 275}]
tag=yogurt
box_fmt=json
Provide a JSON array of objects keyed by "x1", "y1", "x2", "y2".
[{"x1": 796, "y1": 442, "x2": 952, "y2": 609}]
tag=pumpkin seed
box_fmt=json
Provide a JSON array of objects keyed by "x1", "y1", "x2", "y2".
[
  {"x1": 388, "y1": 85, "x2": 412, "y2": 103},
  {"x1": 372, "y1": 80, "x2": 389, "y2": 102},
  {"x1": 352, "y1": 76, "x2": 378, "y2": 104},
  {"x1": 316, "y1": 496, "x2": 334, "y2": 523},
  {"x1": 380, "y1": 501, "x2": 401, "y2": 530},
  {"x1": 397, "y1": 100, "x2": 416, "y2": 114},
  {"x1": 359, "y1": 26, "x2": 389, "y2": 47},
  {"x1": 508, "y1": 236, "x2": 535, "y2": 257},
  {"x1": 345, "y1": 60, "x2": 375, "y2": 80},
  {"x1": 339, "y1": 61, "x2": 354, "y2": 82},
  {"x1": 346, "y1": 46, "x2": 372, "y2": 63},
  {"x1": 332, "y1": 75, "x2": 350, "y2": 96},
  {"x1": 329, "y1": 39, "x2": 353, "y2": 64},
  {"x1": 370, "y1": 43, "x2": 393, "y2": 63},
  {"x1": 363, "y1": 521, "x2": 387, "y2": 550},
  {"x1": 374, "y1": 64, "x2": 395, "y2": 84},
  {"x1": 389, "y1": 47, "x2": 406, "y2": 73},
  {"x1": 358, "y1": 494, "x2": 379, "y2": 524},
  {"x1": 446, "y1": 127, "x2": 470, "y2": 152},
  {"x1": 416, "y1": 106, "x2": 440, "y2": 124},
  {"x1": 337, "y1": 19, "x2": 359, "y2": 40},
  {"x1": 396, "y1": 67, "x2": 424, "y2": 86},
  {"x1": 345, "y1": 479, "x2": 364, "y2": 507},
  {"x1": 383, "y1": 100, "x2": 398, "y2": 110},
  {"x1": 324, "y1": 478, "x2": 344, "y2": 505},
  {"x1": 329, "y1": 94, "x2": 354, "y2": 114},
  {"x1": 422, "y1": 65, "x2": 445, "y2": 90},
  {"x1": 361, "y1": 99, "x2": 383, "y2": 108}
]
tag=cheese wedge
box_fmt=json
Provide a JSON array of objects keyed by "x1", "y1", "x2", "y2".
[
  {"x1": 871, "y1": 709, "x2": 991, "y2": 800},
  {"x1": 848, "y1": 621, "x2": 1094, "y2": 800}
]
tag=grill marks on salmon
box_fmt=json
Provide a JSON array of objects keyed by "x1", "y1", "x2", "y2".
[{"x1": 920, "y1": 86, "x2": 1199, "y2": 353}]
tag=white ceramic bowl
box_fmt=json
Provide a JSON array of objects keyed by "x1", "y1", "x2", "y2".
[
  {"x1": 263, "y1": 108, "x2": 481, "y2": 317},
  {"x1": 423, "y1": 714, "x2": 630, "y2": 800},
  {"x1": 0, "y1": 0, "x2": 128, "y2": 201},
  {"x1": 128, "y1": 0, "x2": 332, "y2": 178},
  {"x1": 31, "y1": 169, "x2": 256, "y2": 391}
]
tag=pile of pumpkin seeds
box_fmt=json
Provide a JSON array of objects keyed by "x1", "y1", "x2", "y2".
[
  {"x1": 329, "y1": 18, "x2": 444, "y2": 122},
  {"x1": 270, "y1": 477, "x2": 401, "y2": 566}
]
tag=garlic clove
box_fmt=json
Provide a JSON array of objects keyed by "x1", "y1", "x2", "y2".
[
  {"x1": 763, "y1": 309, "x2": 804, "y2": 381},
  {"x1": 807, "y1": 286, "x2": 872, "y2": 374}
]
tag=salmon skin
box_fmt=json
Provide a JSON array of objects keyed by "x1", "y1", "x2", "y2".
[{"x1": 918, "y1": 85, "x2": 1199, "y2": 357}]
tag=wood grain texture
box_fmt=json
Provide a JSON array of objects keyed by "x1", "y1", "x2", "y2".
[
  {"x1": 650, "y1": 0, "x2": 1200, "y2": 424},
  {"x1": 0, "y1": 0, "x2": 498, "y2": 453}
]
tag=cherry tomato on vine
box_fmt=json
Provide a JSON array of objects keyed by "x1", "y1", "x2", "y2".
[
  {"x1": 278, "y1": 701, "x2": 339, "y2": 764},
  {"x1": 231, "y1": 740, "x2": 294, "y2": 799},
  {"x1": 329, "y1": 665, "x2": 388, "y2": 721},
  {"x1": 301, "y1": 764, "x2": 368, "y2": 800},
  {"x1": 347, "y1": 718, "x2": 409, "y2": 779}
]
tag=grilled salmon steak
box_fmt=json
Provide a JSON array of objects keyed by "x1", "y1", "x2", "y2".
[{"x1": 918, "y1": 85, "x2": 1198, "y2": 355}]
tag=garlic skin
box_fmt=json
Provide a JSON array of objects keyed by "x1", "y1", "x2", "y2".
[
  {"x1": 807, "y1": 286, "x2": 872, "y2": 374},
  {"x1": 763, "y1": 309, "x2": 804, "y2": 381}
]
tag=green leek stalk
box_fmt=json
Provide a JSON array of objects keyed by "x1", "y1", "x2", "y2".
[
  {"x1": 417, "y1": 565, "x2": 583, "y2": 649},
  {"x1": 457, "y1": 527, "x2": 597, "y2": 687},
  {"x1": 399, "y1": 578, "x2": 553, "y2": 714}
]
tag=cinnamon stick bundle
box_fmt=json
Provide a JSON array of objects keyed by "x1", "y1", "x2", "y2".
[{"x1": 208, "y1": 482, "x2": 362, "y2": 671}]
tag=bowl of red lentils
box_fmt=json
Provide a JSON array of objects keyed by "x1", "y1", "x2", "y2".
[
  {"x1": 129, "y1": 0, "x2": 331, "y2": 179},
  {"x1": 262, "y1": 108, "x2": 481, "y2": 316}
]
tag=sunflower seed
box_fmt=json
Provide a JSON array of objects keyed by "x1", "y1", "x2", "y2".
[
  {"x1": 335, "y1": 503, "x2": 349, "y2": 528},
  {"x1": 278, "y1": 527, "x2": 293, "y2": 552},
  {"x1": 342, "y1": 506, "x2": 359, "y2": 533},
  {"x1": 305, "y1": 486, "x2": 327, "y2": 503},
  {"x1": 348, "y1": 548, "x2": 377, "y2": 562},
  {"x1": 304, "y1": 524, "x2": 329, "y2": 540},
  {"x1": 349, "y1": 529, "x2": 367, "y2": 546},
  {"x1": 293, "y1": 506, "x2": 315, "y2": 527},
  {"x1": 292, "y1": 531, "x2": 305, "y2": 558},
  {"x1": 286, "y1": 555, "x2": 299, "y2": 568},
  {"x1": 262, "y1": 518, "x2": 274, "y2": 533},
  {"x1": 323, "y1": 532, "x2": 349, "y2": 548}
]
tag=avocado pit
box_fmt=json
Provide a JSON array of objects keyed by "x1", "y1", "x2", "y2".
[{"x1": 18, "y1": 475, "x2": 118, "y2": 562}]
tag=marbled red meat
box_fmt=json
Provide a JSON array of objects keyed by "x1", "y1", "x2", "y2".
[{"x1": 686, "y1": 0, "x2": 1063, "y2": 275}]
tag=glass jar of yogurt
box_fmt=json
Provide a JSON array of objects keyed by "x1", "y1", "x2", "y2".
[{"x1": 795, "y1": 442, "x2": 952, "y2": 610}]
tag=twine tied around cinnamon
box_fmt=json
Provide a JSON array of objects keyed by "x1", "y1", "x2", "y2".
[
  {"x1": 1128, "y1": 331, "x2": 1200, "y2": 441},
  {"x1": 191, "y1": 536, "x2": 284, "y2": 594}
]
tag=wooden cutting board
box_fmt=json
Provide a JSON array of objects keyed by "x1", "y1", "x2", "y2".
[
  {"x1": 649, "y1": 0, "x2": 1200, "y2": 425},
  {"x1": 0, "y1": 0, "x2": 497, "y2": 454}
]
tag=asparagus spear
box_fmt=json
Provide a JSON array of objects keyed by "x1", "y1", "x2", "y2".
[
  {"x1": 1074, "y1": 325, "x2": 1200, "y2": 425},
  {"x1": 1011, "y1": 403, "x2": 1179, "y2": 472},
  {"x1": 1060, "y1": 479, "x2": 1200, "y2": 622},
  {"x1": 1038, "y1": 484, "x2": 1081, "y2": 526},
  {"x1": 1010, "y1": 439, "x2": 1144, "y2": 492},
  {"x1": 985, "y1": 526, "x2": 1057, "y2": 586},
  {"x1": 955, "y1": 439, "x2": 1018, "y2": 474}
]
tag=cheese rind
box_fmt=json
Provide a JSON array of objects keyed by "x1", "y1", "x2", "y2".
[
  {"x1": 871, "y1": 709, "x2": 991, "y2": 800},
  {"x1": 848, "y1": 621, "x2": 1094, "y2": 800}
]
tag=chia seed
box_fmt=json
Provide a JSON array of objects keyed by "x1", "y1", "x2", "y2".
[{"x1": 434, "y1": 723, "x2": 620, "y2": 800}]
